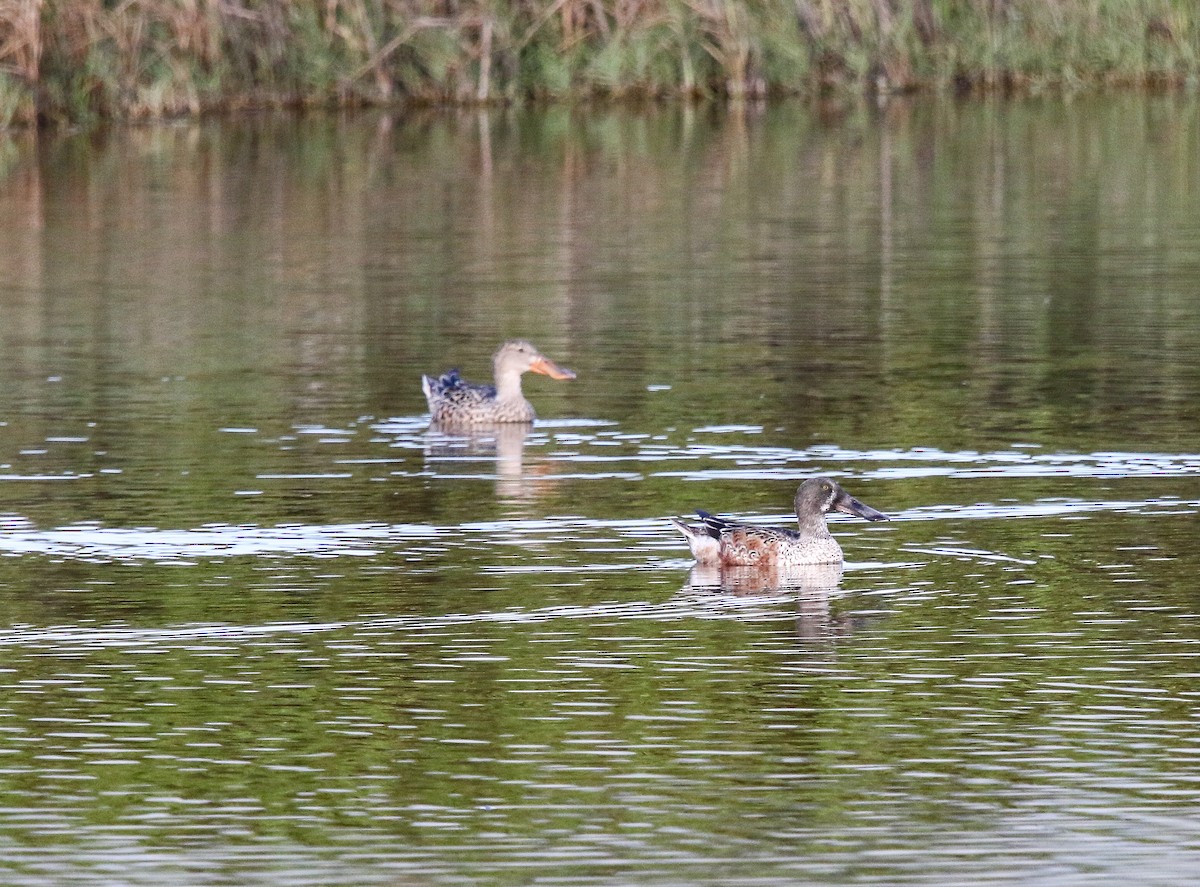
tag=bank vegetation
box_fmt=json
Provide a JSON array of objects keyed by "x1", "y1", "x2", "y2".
[{"x1": 0, "y1": 0, "x2": 1196, "y2": 125}]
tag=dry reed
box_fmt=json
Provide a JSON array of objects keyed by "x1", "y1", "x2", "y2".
[{"x1": 0, "y1": 0, "x2": 1194, "y2": 125}]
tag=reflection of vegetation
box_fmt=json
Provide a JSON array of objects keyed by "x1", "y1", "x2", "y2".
[
  {"x1": 0, "y1": 98, "x2": 1198, "y2": 530},
  {"x1": 0, "y1": 2, "x2": 1197, "y2": 123}
]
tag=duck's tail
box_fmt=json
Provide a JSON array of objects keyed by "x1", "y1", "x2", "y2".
[
  {"x1": 669, "y1": 515, "x2": 722, "y2": 564},
  {"x1": 421, "y1": 369, "x2": 462, "y2": 404}
]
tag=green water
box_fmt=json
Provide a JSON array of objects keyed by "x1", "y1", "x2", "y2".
[{"x1": 0, "y1": 95, "x2": 1197, "y2": 884}]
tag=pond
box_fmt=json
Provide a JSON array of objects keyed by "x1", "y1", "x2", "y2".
[{"x1": 0, "y1": 94, "x2": 1198, "y2": 884}]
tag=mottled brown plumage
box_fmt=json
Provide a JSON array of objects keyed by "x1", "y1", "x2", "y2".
[{"x1": 421, "y1": 340, "x2": 575, "y2": 425}]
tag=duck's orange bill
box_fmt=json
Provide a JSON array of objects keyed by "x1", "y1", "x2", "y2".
[{"x1": 529, "y1": 356, "x2": 577, "y2": 380}]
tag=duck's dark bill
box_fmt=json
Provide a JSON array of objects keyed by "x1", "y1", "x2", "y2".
[{"x1": 835, "y1": 493, "x2": 888, "y2": 522}]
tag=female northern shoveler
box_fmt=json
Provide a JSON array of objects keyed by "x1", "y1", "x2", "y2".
[
  {"x1": 670, "y1": 477, "x2": 888, "y2": 567},
  {"x1": 421, "y1": 339, "x2": 576, "y2": 425}
]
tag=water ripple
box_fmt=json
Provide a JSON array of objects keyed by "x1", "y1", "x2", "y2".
[
  {"x1": 651, "y1": 444, "x2": 1200, "y2": 481},
  {"x1": 0, "y1": 522, "x2": 436, "y2": 563},
  {"x1": 0, "y1": 487, "x2": 1191, "y2": 565},
  {"x1": 367, "y1": 420, "x2": 1200, "y2": 484}
]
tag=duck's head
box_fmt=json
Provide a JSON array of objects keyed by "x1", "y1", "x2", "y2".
[
  {"x1": 796, "y1": 477, "x2": 888, "y2": 523},
  {"x1": 494, "y1": 340, "x2": 576, "y2": 380}
]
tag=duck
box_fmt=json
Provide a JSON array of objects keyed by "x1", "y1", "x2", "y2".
[
  {"x1": 421, "y1": 340, "x2": 576, "y2": 425},
  {"x1": 670, "y1": 476, "x2": 888, "y2": 567}
]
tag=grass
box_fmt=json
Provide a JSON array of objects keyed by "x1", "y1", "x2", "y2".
[{"x1": 0, "y1": 0, "x2": 1196, "y2": 124}]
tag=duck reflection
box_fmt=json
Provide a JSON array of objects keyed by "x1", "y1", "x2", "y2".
[
  {"x1": 423, "y1": 421, "x2": 555, "y2": 508},
  {"x1": 684, "y1": 561, "x2": 844, "y2": 596},
  {"x1": 681, "y1": 561, "x2": 860, "y2": 640}
]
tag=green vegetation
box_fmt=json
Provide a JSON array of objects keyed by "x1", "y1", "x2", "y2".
[{"x1": 0, "y1": 1, "x2": 1197, "y2": 124}]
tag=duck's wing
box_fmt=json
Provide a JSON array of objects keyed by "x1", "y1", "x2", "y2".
[
  {"x1": 422, "y1": 369, "x2": 497, "y2": 408},
  {"x1": 695, "y1": 510, "x2": 739, "y2": 538},
  {"x1": 712, "y1": 523, "x2": 799, "y2": 567},
  {"x1": 423, "y1": 368, "x2": 492, "y2": 397}
]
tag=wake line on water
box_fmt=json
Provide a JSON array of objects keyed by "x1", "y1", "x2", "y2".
[
  {"x1": 0, "y1": 522, "x2": 437, "y2": 562},
  {"x1": 0, "y1": 595, "x2": 816, "y2": 650},
  {"x1": 647, "y1": 445, "x2": 1200, "y2": 481},
  {"x1": 0, "y1": 496, "x2": 1191, "y2": 564}
]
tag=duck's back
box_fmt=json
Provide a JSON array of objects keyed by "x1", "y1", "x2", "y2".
[
  {"x1": 681, "y1": 512, "x2": 844, "y2": 567},
  {"x1": 422, "y1": 370, "x2": 534, "y2": 424},
  {"x1": 720, "y1": 526, "x2": 843, "y2": 567}
]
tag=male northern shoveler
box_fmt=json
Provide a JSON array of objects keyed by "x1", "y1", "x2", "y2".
[
  {"x1": 421, "y1": 340, "x2": 576, "y2": 425},
  {"x1": 670, "y1": 476, "x2": 888, "y2": 567}
]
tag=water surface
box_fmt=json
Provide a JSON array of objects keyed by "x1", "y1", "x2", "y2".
[{"x1": 0, "y1": 96, "x2": 1198, "y2": 884}]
